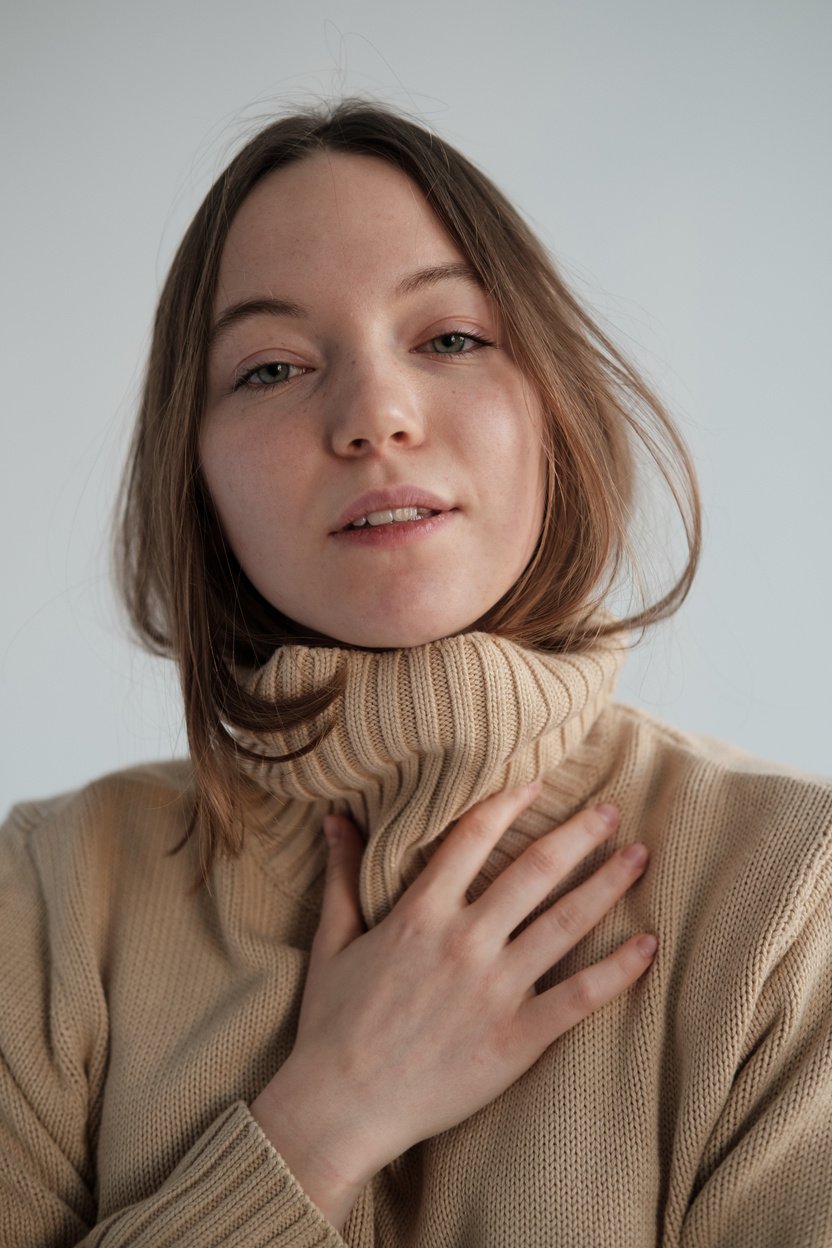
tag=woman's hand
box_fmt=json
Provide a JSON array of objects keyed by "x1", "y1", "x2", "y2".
[{"x1": 251, "y1": 781, "x2": 655, "y2": 1227}]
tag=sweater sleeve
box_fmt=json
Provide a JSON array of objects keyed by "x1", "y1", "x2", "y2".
[
  {"x1": 0, "y1": 799, "x2": 348, "y2": 1248},
  {"x1": 679, "y1": 824, "x2": 832, "y2": 1248},
  {"x1": 1, "y1": 1095, "x2": 349, "y2": 1247}
]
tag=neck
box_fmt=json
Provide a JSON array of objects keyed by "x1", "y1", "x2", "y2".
[{"x1": 238, "y1": 630, "x2": 625, "y2": 926}]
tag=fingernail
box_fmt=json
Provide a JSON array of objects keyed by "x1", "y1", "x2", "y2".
[
  {"x1": 323, "y1": 816, "x2": 342, "y2": 846},
  {"x1": 595, "y1": 803, "x2": 618, "y2": 828},
  {"x1": 621, "y1": 842, "x2": 648, "y2": 867},
  {"x1": 638, "y1": 934, "x2": 658, "y2": 958}
]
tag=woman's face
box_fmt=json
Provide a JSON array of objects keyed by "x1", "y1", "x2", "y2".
[{"x1": 200, "y1": 152, "x2": 547, "y2": 649}]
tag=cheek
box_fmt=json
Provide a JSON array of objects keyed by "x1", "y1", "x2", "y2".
[
  {"x1": 471, "y1": 400, "x2": 546, "y2": 521},
  {"x1": 518, "y1": 451, "x2": 548, "y2": 562},
  {"x1": 202, "y1": 409, "x2": 301, "y2": 499},
  {"x1": 199, "y1": 423, "x2": 287, "y2": 565},
  {"x1": 500, "y1": 414, "x2": 547, "y2": 564},
  {"x1": 199, "y1": 431, "x2": 244, "y2": 540}
]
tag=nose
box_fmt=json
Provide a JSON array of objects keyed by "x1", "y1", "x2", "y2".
[{"x1": 327, "y1": 353, "x2": 426, "y2": 457}]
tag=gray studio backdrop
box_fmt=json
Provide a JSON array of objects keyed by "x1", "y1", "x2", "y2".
[{"x1": 2, "y1": 0, "x2": 830, "y2": 813}]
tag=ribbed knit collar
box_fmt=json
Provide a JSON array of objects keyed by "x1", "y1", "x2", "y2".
[{"x1": 239, "y1": 632, "x2": 624, "y2": 926}]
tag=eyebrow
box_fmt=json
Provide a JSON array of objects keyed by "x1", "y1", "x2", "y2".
[
  {"x1": 209, "y1": 261, "x2": 484, "y2": 349},
  {"x1": 394, "y1": 261, "x2": 482, "y2": 298},
  {"x1": 209, "y1": 296, "x2": 309, "y2": 349}
]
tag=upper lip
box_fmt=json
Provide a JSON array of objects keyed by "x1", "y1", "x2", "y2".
[{"x1": 333, "y1": 486, "x2": 455, "y2": 532}]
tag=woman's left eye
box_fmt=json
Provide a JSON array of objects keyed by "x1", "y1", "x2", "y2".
[
  {"x1": 420, "y1": 331, "x2": 492, "y2": 356},
  {"x1": 233, "y1": 361, "x2": 306, "y2": 391}
]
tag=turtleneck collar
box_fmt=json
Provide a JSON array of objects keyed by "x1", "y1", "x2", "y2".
[{"x1": 238, "y1": 631, "x2": 624, "y2": 927}]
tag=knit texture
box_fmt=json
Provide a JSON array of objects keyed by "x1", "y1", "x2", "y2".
[
  {"x1": 237, "y1": 631, "x2": 623, "y2": 927},
  {"x1": 2, "y1": 631, "x2": 832, "y2": 1246}
]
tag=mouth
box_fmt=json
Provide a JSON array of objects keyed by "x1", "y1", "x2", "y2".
[
  {"x1": 331, "y1": 504, "x2": 458, "y2": 550},
  {"x1": 332, "y1": 486, "x2": 454, "y2": 534},
  {"x1": 343, "y1": 506, "x2": 440, "y2": 531}
]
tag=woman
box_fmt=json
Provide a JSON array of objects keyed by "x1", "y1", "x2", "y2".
[{"x1": 1, "y1": 100, "x2": 830, "y2": 1247}]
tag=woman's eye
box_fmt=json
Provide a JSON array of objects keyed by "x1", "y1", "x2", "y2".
[
  {"x1": 234, "y1": 361, "x2": 304, "y2": 391},
  {"x1": 424, "y1": 331, "x2": 488, "y2": 355}
]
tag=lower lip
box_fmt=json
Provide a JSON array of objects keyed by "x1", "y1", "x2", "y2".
[{"x1": 331, "y1": 509, "x2": 458, "y2": 548}]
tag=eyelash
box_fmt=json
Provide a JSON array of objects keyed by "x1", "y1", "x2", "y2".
[{"x1": 232, "y1": 331, "x2": 494, "y2": 393}]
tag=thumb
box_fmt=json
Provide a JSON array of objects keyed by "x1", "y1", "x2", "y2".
[{"x1": 309, "y1": 815, "x2": 367, "y2": 966}]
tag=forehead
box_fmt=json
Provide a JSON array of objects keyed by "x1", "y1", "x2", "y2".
[{"x1": 215, "y1": 151, "x2": 466, "y2": 304}]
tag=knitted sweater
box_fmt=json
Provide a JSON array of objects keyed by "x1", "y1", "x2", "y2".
[{"x1": 2, "y1": 633, "x2": 831, "y2": 1247}]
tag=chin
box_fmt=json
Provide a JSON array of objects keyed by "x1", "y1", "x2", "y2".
[
  {"x1": 330, "y1": 626, "x2": 457, "y2": 651},
  {"x1": 301, "y1": 609, "x2": 480, "y2": 651}
]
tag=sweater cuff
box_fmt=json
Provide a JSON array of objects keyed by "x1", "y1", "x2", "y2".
[{"x1": 93, "y1": 1102, "x2": 348, "y2": 1246}]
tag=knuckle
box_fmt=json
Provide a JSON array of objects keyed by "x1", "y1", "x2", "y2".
[
  {"x1": 567, "y1": 969, "x2": 602, "y2": 1015},
  {"x1": 464, "y1": 785, "x2": 528, "y2": 834},
  {"x1": 443, "y1": 916, "x2": 485, "y2": 966},
  {"x1": 524, "y1": 838, "x2": 560, "y2": 879},
  {"x1": 455, "y1": 811, "x2": 493, "y2": 845},
  {"x1": 547, "y1": 896, "x2": 585, "y2": 939},
  {"x1": 392, "y1": 893, "x2": 440, "y2": 944},
  {"x1": 580, "y1": 807, "x2": 612, "y2": 841}
]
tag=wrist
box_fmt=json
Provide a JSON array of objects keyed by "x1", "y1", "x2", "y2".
[{"x1": 250, "y1": 1063, "x2": 375, "y2": 1225}]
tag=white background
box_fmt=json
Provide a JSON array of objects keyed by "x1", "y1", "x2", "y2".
[{"x1": 2, "y1": 0, "x2": 830, "y2": 813}]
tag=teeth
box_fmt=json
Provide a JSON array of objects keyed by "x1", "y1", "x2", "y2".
[{"x1": 349, "y1": 507, "x2": 436, "y2": 529}]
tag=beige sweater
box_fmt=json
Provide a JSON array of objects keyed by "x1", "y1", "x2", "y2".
[{"x1": 2, "y1": 632, "x2": 832, "y2": 1247}]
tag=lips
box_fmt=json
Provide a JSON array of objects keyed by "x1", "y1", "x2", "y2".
[{"x1": 333, "y1": 486, "x2": 455, "y2": 533}]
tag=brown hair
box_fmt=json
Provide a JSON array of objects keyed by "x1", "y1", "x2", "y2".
[{"x1": 116, "y1": 97, "x2": 701, "y2": 876}]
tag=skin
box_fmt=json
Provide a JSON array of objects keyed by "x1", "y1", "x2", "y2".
[
  {"x1": 200, "y1": 151, "x2": 547, "y2": 649},
  {"x1": 198, "y1": 153, "x2": 656, "y2": 1230}
]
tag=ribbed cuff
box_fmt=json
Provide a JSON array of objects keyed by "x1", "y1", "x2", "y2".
[{"x1": 87, "y1": 1102, "x2": 347, "y2": 1246}]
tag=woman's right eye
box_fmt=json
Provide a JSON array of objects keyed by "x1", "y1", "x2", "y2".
[{"x1": 234, "y1": 361, "x2": 305, "y2": 391}]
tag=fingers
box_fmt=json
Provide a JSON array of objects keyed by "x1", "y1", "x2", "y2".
[
  {"x1": 405, "y1": 779, "x2": 543, "y2": 909},
  {"x1": 307, "y1": 815, "x2": 367, "y2": 971},
  {"x1": 472, "y1": 802, "x2": 621, "y2": 936},
  {"x1": 518, "y1": 932, "x2": 657, "y2": 1057},
  {"x1": 505, "y1": 840, "x2": 649, "y2": 980}
]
